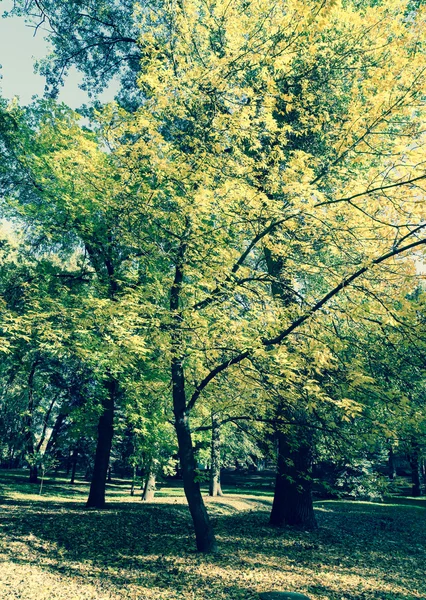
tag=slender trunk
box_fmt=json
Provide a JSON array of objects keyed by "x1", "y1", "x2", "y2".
[
  {"x1": 410, "y1": 444, "x2": 422, "y2": 497},
  {"x1": 173, "y1": 360, "x2": 217, "y2": 552},
  {"x1": 86, "y1": 378, "x2": 117, "y2": 508},
  {"x1": 23, "y1": 359, "x2": 39, "y2": 484},
  {"x1": 388, "y1": 446, "x2": 396, "y2": 480},
  {"x1": 70, "y1": 447, "x2": 78, "y2": 484},
  {"x1": 39, "y1": 467, "x2": 45, "y2": 495},
  {"x1": 170, "y1": 240, "x2": 217, "y2": 552},
  {"x1": 66, "y1": 451, "x2": 72, "y2": 476},
  {"x1": 130, "y1": 465, "x2": 136, "y2": 496},
  {"x1": 45, "y1": 411, "x2": 66, "y2": 457},
  {"x1": 36, "y1": 396, "x2": 57, "y2": 454},
  {"x1": 107, "y1": 466, "x2": 112, "y2": 483},
  {"x1": 142, "y1": 468, "x2": 156, "y2": 501},
  {"x1": 209, "y1": 413, "x2": 223, "y2": 497},
  {"x1": 270, "y1": 429, "x2": 317, "y2": 529}
]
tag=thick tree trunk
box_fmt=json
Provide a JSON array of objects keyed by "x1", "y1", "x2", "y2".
[
  {"x1": 270, "y1": 430, "x2": 317, "y2": 529},
  {"x1": 142, "y1": 469, "x2": 157, "y2": 502},
  {"x1": 209, "y1": 413, "x2": 223, "y2": 497},
  {"x1": 173, "y1": 359, "x2": 217, "y2": 552},
  {"x1": 29, "y1": 465, "x2": 38, "y2": 483},
  {"x1": 264, "y1": 247, "x2": 316, "y2": 529},
  {"x1": 388, "y1": 446, "x2": 396, "y2": 480},
  {"x1": 86, "y1": 378, "x2": 117, "y2": 508}
]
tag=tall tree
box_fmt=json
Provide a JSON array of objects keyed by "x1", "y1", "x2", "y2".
[{"x1": 5, "y1": 0, "x2": 426, "y2": 551}]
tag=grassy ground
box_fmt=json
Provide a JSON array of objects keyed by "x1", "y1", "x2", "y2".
[{"x1": 0, "y1": 471, "x2": 425, "y2": 600}]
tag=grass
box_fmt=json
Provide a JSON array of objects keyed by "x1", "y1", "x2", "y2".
[{"x1": 0, "y1": 471, "x2": 425, "y2": 600}]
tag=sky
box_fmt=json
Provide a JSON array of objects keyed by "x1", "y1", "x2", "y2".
[{"x1": 0, "y1": 0, "x2": 115, "y2": 107}]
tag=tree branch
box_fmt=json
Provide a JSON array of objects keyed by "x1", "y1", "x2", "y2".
[{"x1": 187, "y1": 235, "x2": 426, "y2": 411}]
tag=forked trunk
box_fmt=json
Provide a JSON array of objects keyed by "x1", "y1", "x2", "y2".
[
  {"x1": 270, "y1": 430, "x2": 317, "y2": 529},
  {"x1": 86, "y1": 378, "x2": 117, "y2": 508},
  {"x1": 209, "y1": 413, "x2": 223, "y2": 497}
]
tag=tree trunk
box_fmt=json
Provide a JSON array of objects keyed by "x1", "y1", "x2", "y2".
[
  {"x1": 410, "y1": 444, "x2": 422, "y2": 497},
  {"x1": 107, "y1": 466, "x2": 112, "y2": 483},
  {"x1": 29, "y1": 464, "x2": 38, "y2": 483},
  {"x1": 264, "y1": 247, "x2": 316, "y2": 529},
  {"x1": 86, "y1": 378, "x2": 117, "y2": 508},
  {"x1": 66, "y1": 449, "x2": 72, "y2": 476},
  {"x1": 70, "y1": 447, "x2": 78, "y2": 484},
  {"x1": 130, "y1": 465, "x2": 136, "y2": 496},
  {"x1": 23, "y1": 359, "x2": 39, "y2": 484},
  {"x1": 172, "y1": 359, "x2": 217, "y2": 552},
  {"x1": 45, "y1": 412, "x2": 66, "y2": 457},
  {"x1": 169, "y1": 243, "x2": 217, "y2": 552},
  {"x1": 209, "y1": 412, "x2": 223, "y2": 497},
  {"x1": 388, "y1": 445, "x2": 396, "y2": 480},
  {"x1": 36, "y1": 396, "x2": 57, "y2": 454},
  {"x1": 270, "y1": 429, "x2": 317, "y2": 529},
  {"x1": 142, "y1": 467, "x2": 157, "y2": 502}
]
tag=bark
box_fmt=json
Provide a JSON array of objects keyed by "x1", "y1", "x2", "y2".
[
  {"x1": 410, "y1": 444, "x2": 423, "y2": 497},
  {"x1": 265, "y1": 247, "x2": 316, "y2": 529},
  {"x1": 29, "y1": 465, "x2": 38, "y2": 484},
  {"x1": 270, "y1": 429, "x2": 317, "y2": 529},
  {"x1": 45, "y1": 412, "x2": 66, "y2": 457},
  {"x1": 388, "y1": 446, "x2": 396, "y2": 480},
  {"x1": 170, "y1": 241, "x2": 217, "y2": 552},
  {"x1": 36, "y1": 396, "x2": 57, "y2": 454},
  {"x1": 173, "y1": 359, "x2": 218, "y2": 552},
  {"x1": 142, "y1": 468, "x2": 157, "y2": 502},
  {"x1": 70, "y1": 447, "x2": 78, "y2": 484},
  {"x1": 209, "y1": 412, "x2": 223, "y2": 497},
  {"x1": 86, "y1": 378, "x2": 117, "y2": 508},
  {"x1": 23, "y1": 359, "x2": 39, "y2": 484}
]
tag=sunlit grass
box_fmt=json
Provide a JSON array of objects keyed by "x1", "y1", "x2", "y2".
[{"x1": 0, "y1": 470, "x2": 425, "y2": 600}]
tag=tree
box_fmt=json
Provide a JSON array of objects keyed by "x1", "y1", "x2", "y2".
[{"x1": 6, "y1": 0, "x2": 426, "y2": 551}]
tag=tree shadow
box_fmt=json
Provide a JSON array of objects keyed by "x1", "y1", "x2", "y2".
[{"x1": 0, "y1": 491, "x2": 425, "y2": 599}]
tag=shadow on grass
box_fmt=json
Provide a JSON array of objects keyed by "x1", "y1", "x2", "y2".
[{"x1": 1, "y1": 471, "x2": 425, "y2": 600}]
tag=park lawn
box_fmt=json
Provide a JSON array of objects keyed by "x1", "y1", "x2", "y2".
[{"x1": 0, "y1": 472, "x2": 425, "y2": 600}]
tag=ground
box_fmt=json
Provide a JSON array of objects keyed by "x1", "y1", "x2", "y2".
[{"x1": 0, "y1": 471, "x2": 425, "y2": 600}]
